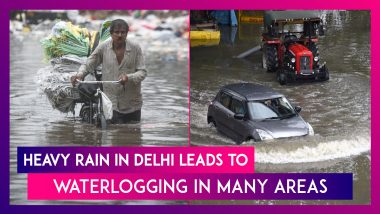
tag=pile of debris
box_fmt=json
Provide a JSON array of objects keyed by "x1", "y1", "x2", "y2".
[
  {"x1": 37, "y1": 20, "x2": 110, "y2": 113},
  {"x1": 37, "y1": 55, "x2": 84, "y2": 113}
]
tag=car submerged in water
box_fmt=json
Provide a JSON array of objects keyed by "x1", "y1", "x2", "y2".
[{"x1": 207, "y1": 83, "x2": 314, "y2": 144}]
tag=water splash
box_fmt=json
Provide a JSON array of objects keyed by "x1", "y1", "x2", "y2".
[{"x1": 255, "y1": 135, "x2": 370, "y2": 164}]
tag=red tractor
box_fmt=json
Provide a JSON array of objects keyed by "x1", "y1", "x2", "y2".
[{"x1": 262, "y1": 11, "x2": 329, "y2": 85}]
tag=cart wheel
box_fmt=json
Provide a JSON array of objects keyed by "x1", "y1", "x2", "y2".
[{"x1": 79, "y1": 105, "x2": 92, "y2": 123}]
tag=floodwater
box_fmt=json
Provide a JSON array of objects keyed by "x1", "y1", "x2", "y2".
[
  {"x1": 190, "y1": 11, "x2": 370, "y2": 204},
  {"x1": 10, "y1": 27, "x2": 188, "y2": 204}
]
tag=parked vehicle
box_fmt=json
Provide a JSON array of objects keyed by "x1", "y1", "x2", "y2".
[
  {"x1": 207, "y1": 83, "x2": 314, "y2": 144},
  {"x1": 262, "y1": 11, "x2": 329, "y2": 85}
]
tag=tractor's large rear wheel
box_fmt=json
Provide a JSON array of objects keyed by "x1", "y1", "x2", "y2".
[
  {"x1": 264, "y1": 44, "x2": 278, "y2": 72},
  {"x1": 262, "y1": 50, "x2": 267, "y2": 70}
]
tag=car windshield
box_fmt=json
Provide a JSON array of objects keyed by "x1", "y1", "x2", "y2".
[{"x1": 248, "y1": 97, "x2": 296, "y2": 120}]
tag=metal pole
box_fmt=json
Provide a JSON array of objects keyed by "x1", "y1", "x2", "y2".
[{"x1": 77, "y1": 80, "x2": 121, "y2": 84}]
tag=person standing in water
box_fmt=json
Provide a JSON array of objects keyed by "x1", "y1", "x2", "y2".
[{"x1": 71, "y1": 19, "x2": 147, "y2": 123}]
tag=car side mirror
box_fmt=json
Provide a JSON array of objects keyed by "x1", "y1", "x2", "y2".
[
  {"x1": 234, "y1": 113, "x2": 245, "y2": 120},
  {"x1": 295, "y1": 106, "x2": 302, "y2": 113}
]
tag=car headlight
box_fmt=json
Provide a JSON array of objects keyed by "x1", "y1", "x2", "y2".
[
  {"x1": 314, "y1": 56, "x2": 319, "y2": 61},
  {"x1": 307, "y1": 123, "x2": 314, "y2": 136},
  {"x1": 291, "y1": 58, "x2": 296, "y2": 63},
  {"x1": 256, "y1": 129, "x2": 273, "y2": 141}
]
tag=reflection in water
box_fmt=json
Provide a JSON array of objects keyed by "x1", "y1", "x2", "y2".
[
  {"x1": 190, "y1": 11, "x2": 370, "y2": 204},
  {"x1": 43, "y1": 121, "x2": 143, "y2": 146},
  {"x1": 220, "y1": 25, "x2": 238, "y2": 46}
]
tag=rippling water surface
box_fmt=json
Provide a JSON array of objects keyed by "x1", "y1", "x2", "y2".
[{"x1": 10, "y1": 28, "x2": 188, "y2": 204}]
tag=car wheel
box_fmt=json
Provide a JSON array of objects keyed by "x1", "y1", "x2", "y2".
[{"x1": 236, "y1": 136, "x2": 252, "y2": 145}]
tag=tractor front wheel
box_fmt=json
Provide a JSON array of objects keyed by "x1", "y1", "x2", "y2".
[
  {"x1": 321, "y1": 69, "x2": 330, "y2": 81},
  {"x1": 277, "y1": 71, "x2": 287, "y2": 85},
  {"x1": 318, "y1": 65, "x2": 330, "y2": 81}
]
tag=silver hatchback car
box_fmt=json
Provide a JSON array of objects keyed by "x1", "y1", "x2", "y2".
[{"x1": 207, "y1": 83, "x2": 314, "y2": 144}]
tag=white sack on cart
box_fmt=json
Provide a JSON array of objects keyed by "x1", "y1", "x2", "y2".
[{"x1": 99, "y1": 91, "x2": 113, "y2": 120}]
